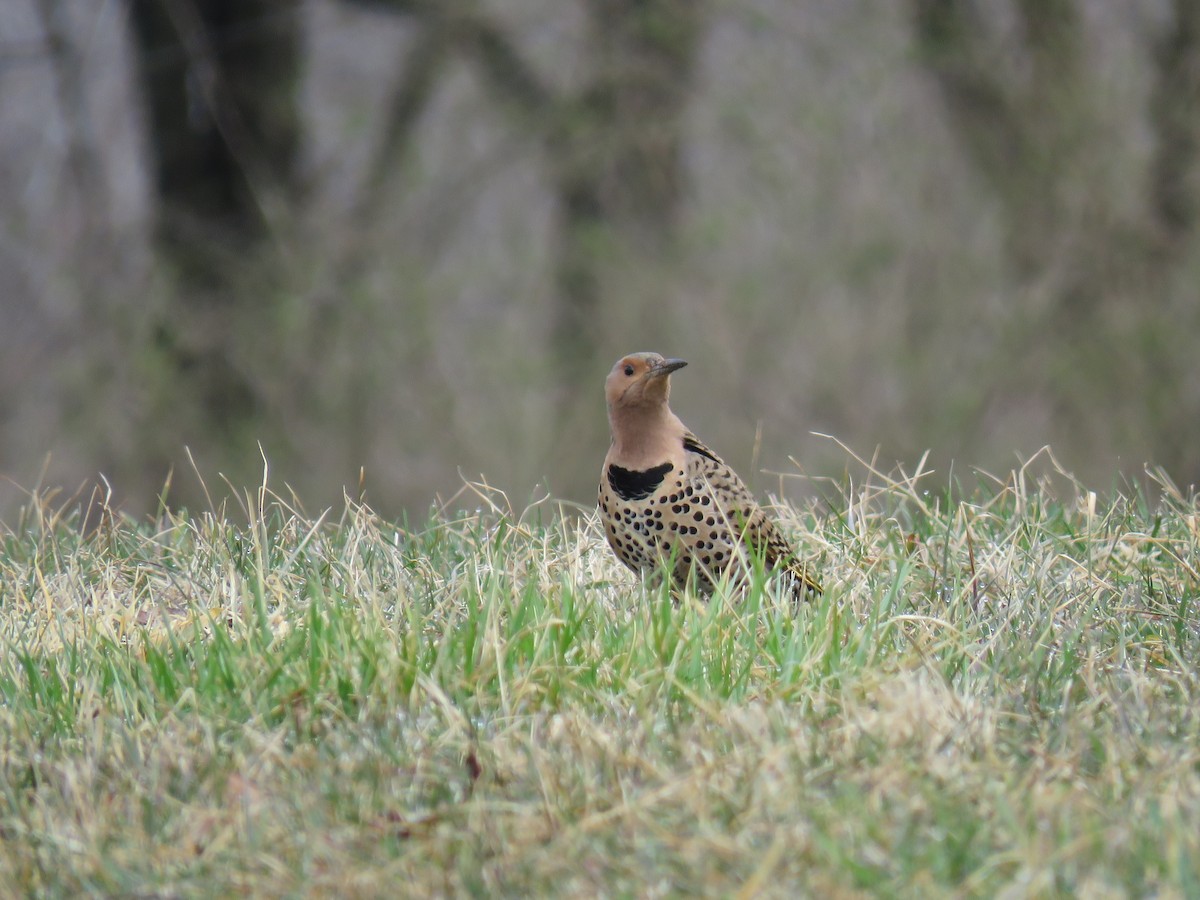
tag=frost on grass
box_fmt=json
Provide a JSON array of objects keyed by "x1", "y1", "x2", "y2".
[{"x1": 0, "y1": 454, "x2": 1198, "y2": 896}]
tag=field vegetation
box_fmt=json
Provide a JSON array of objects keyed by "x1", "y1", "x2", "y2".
[{"x1": 2, "y1": 451, "x2": 1197, "y2": 896}]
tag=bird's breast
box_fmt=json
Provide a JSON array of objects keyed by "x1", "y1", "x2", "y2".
[{"x1": 605, "y1": 461, "x2": 675, "y2": 502}]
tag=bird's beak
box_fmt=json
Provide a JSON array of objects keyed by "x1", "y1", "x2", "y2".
[{"x1": 648, "y1": 358, "x2": 688, "y2": 379}]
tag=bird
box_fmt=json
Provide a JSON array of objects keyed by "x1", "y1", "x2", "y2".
[{"x1": 598, "y1": 351, "x2": 821, "y2": 600}]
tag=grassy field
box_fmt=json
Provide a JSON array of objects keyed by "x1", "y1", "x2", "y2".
[{"x1": 1, "y1": 452, "x2": 1198, "y2": 897}]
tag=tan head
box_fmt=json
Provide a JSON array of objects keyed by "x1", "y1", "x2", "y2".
[
  {"x1": 605, "y1": 352, "x2": 688, "y2": 412},
  {"x1": 604, "y1": 353, "x2": 689, "y2": 466}
]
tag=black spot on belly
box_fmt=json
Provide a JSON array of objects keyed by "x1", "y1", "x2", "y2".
[{"x1": 607, "y1": 462, "x2": 674, "y2": 501}]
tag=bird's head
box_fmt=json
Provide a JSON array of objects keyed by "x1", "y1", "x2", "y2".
[{"x1": 605, "y1": 352, "x2": 688, "y2": 411}]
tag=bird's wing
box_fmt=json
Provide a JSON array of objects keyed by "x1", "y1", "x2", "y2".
[{"x1": 683, "y1": 432, "x2": 822, "y2": 595}]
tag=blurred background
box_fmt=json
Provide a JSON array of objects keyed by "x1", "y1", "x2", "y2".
[{"x1": 1, "y1": 0, "x2": 1197, "y2": 521}]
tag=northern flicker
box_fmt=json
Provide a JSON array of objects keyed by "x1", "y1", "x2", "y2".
[{"x1": 598, "y1": 352, "x2": 821, "y2": 599}]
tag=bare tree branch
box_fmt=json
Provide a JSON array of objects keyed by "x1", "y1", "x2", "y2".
[
  {"x1": 340, "y1": 0, "x2": 556, "y2": 118},
  {"x1": 447, "y1": 9, "x2": 555, "y2": 117}
]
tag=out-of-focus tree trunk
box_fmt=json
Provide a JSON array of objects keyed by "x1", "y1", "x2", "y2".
[
  {"x1": 34, "y1": 0, "x2": 110, "y2": 229},
  {"x1": 910, "y1": 0, "x2": 1200, "y2": 480},
  {"x1": 909, "y1": 0, "x2": 1090, "y2": 285},
  {"x1": 128, "y1": 0, "x2": 303, "y2": 436},
  {"x1": 344, "y1": 0, "x2": 704, "y2": 391},
  {"x1": 911, "y1": 0, "x2": 1200, "y2": 290},
  {"x1": 547, "y1": 0, "x2": 701, "y2": 385},
  {"x1": 1149, "y1": 0, "x2": 1200, "y2": 260},
  {"x1": 340, "y1": 0, "x2": 704, "y2": 499}
]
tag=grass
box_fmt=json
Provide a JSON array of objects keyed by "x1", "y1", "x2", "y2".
[{"x1": 1, "y1": 451, "x2": 1198, "y2": 897}]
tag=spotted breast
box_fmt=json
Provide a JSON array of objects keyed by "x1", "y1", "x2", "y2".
[{"x1": 598, "y1": 352, "x2": 821, "y2": 599}]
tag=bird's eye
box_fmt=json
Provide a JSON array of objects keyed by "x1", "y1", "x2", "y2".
[{"x1": 624, "y1": 365, "x2": 635, "y2": 376}]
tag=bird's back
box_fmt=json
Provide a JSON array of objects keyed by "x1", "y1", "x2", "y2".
[{"x1": 679, "y1": 433, "x2": 821, "y2": 598}]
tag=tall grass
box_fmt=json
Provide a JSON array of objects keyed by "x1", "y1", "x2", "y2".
[{"x1": 0, "y1": 452, "x2": 1197, "y2": 896}]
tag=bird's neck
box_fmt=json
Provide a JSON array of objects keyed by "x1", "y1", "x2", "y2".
[{"x1": 608, "y1": 404, "x2": 686, "y2": 470}]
